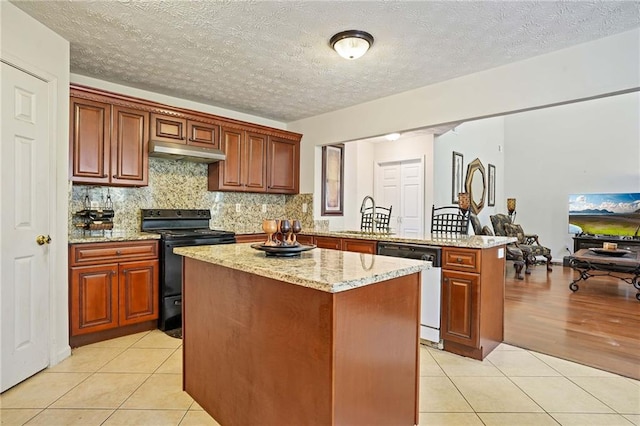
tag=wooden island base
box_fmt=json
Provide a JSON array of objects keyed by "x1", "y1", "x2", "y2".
[{"x1": 182, "y1": 257, "x2": 421, "y2": 426}]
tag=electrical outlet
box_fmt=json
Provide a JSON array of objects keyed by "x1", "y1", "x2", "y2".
[
  {"x1": 235, "y1": 203, "x2": 241, "y2": 213},
  {"x1": 302, "y1": 203, "x2": 308, "y2": 213},
  {"x1": 262, "y1": 204, "x2": 267, "y2": 213}
]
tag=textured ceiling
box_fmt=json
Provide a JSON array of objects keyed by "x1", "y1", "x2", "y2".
[{"x1": 11, "y1": 1, "x2": 640, "y2": 122}]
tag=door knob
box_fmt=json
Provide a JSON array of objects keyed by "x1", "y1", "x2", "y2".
[{"x1": 36, "y1": 235, "x2": 51, "y2": 245}]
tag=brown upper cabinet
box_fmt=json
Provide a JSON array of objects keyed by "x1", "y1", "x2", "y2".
[
  {"x1": 268, "y1": 136, "x2": 300, "y2": 194},
  {"x1": 70, "y1": 89, "x2": 149, "y2": 186},
  {"x1": 69, "y1": 85, "x2": 302, "y2": 191},
  {"x1": 150, "y1": 113, "x2": 220, "y2": 149},
  {"x1": 208, "y1": 130, "x2": 300, "y2": 194},
  {"x1": 208, "y1": 128, "x2": 268, "y2": 192}
]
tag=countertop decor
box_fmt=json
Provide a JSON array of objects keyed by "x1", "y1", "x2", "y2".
[{"x1": 250, "y1": 243, "x2": 316, "y2": 257}]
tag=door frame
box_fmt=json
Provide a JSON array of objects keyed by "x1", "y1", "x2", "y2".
[{"x1": 1, "y1": 52, "x2": 70, "y2": 370}]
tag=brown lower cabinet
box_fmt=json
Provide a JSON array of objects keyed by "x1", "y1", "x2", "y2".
[
  {"x1": 295, "y1": 234, "x2": 315, "y2": 246},
  {"x1": 305, "y1": 235, "x2": 377, "y2": 254},
  {"x1": 69, "y1": 240, "x2": 159, "y2": 346},
  {"x1": 440, "y1": 246, "x2": 505, "y2": 360},
  {"x1": 235, "y1": 234, "x2": 266, "y2": 243}
]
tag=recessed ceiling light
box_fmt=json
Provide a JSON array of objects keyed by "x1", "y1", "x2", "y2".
[{"x1": 385, "y1": 133, "x2": 401, "y2": 141}]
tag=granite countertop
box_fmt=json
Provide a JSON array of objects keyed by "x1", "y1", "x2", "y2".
[
  {"x1": 68, "y1": 230, "x2": 160, "y2": 244},
  {"x1": 175, "y1": 243, "x2": 431, "y2": 293},
  {"x1": 301, "y1": 230, "x2": 516, "y2": 249}
]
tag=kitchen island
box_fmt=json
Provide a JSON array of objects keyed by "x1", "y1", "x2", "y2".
[{"x1": 175, "y1": 243, "x2": 430, "y2": 426}]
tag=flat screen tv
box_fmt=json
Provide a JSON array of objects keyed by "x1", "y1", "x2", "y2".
[{"x1": 568, "y1": 192, "x2": 640, "y2": 237}]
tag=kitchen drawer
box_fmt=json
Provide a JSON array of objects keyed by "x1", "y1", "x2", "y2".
[
  {"x1": 442, "y1": 248, "x2": 480, "y2": 273},
  {"x1": 296, "y1": 234, "x2": 314, "y2": 245},
  {"x1": 70, "y1": 240, "x2": 159, "y2": 266},
  {"x1": 314, "y1": 236, "x2": 341, "y2": 250},
  {"x1": 235, "y1": 234, "x2": 266, "y2": 243},
  {"x1": 342, "y1": 238, "x2": 377, "y2": 254}
]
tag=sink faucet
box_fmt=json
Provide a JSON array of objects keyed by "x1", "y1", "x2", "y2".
[{"x1": 360, "y1": 196, "x2": 377, "y2": 231}]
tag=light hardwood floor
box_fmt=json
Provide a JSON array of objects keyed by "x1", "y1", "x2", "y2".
[{"x1": 504, "y1": 263, "x2": 640, "y2": 380}]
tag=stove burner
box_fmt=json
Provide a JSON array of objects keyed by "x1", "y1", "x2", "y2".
[{"x1": 152, "y1": 228, "x2": 235, "y2": 239}]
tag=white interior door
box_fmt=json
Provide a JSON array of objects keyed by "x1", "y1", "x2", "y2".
[
  {"x1": 1, "y1": 62, "x2": 51, "y2": 391},
  {"x1": 376, "y1": 159, "x2": 424, "y2": 237},
  {"x1": 377, "y1": 162, "x2": 401, "y2": 232},
  {"x1": 399, "y1": 160, "x2": 423, "y2": 237}
]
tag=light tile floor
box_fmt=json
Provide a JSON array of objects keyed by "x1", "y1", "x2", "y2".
[{"x1": 1, "y1": 330, "x2": 638, "y2": 425}]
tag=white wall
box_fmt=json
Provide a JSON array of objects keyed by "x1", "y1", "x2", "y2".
[
  {"x1": 504, "y1": 92, "x2": 640, "y2": 260},
  {"x1": 345, "y1": 142, "x2": 375, "y2": 230},
  {"x1": 290, "y1": 29, "x2": 640, "y2": 196},
  {"x1": 330, "y1": 134, "x2": 434, "y2": 232},
  {"x1": 1, "y1": 2, "x2": 70, "y2": 365},
  {"x1": 434, "y1": 118, "x2": 505, "y2": 230}
]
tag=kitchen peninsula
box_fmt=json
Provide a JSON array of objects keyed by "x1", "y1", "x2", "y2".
[
  {"x1": 175, "y1": 243, "x2": 429, "y2": 426},
  {"x1": 238, "y1": 231, "x2": 515, "y2": 360}
]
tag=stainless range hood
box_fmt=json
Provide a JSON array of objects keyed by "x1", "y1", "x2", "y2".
[{"x1": 149, "y1": 140, "x2": 226, "y2": 163}]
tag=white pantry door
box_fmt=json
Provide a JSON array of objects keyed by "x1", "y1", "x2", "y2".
[
  {"x1": 376, "y1": 159, "x2": 424, "y2": 237},
  {"x1": 1, "y1": 62, "x2": 51, "y2": 391}
]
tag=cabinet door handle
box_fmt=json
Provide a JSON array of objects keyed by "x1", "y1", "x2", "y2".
[
  {"x1": 101, "y1": 174, "x2": 108, "y2": 178},
  {"x1": 115, "y1": 250, "x2": 122, "y2": 255},
  {"x1": 443, "y1": 277, "x2": 449, "y2": 283},
  {"x1": 457, "y1": 257, "x2": 462, "y2": 263}
]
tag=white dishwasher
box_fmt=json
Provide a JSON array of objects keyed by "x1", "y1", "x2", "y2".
[{"x1": 377, "y1": 242, "x2": 442, "y2": 344}]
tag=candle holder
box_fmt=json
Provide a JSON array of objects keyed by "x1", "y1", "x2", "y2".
[
  {"x1": 507, "y1": 198, "x2": 517, "y2": 223},
  {"x1": 458, "y1": 192, "x2": 470, "y2": 216}
]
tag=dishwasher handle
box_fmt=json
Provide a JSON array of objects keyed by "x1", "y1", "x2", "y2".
[{"x1": 377, "y1": 243, "x2": 441, "y2": 267}]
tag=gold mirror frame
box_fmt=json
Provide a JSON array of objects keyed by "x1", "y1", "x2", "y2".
[{"x1": 465, "y1": 158, "x2": 486, "y2": 214}]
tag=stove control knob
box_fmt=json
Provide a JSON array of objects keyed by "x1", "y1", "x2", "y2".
[
  {"x1": 176, "y1": 210, "x2": 182, "y2": 216},
  {"x1": 156, "y1": 210, "x2": 161, "y2": 216}
]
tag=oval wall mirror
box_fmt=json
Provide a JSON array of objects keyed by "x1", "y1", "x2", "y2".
[{"x1": 465, "y1": 158, "x2": 486, "y2": 214}]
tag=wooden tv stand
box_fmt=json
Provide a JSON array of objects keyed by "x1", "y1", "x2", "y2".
[{"x1": 573, "y1": 235, "x2": 640, "y2": 254}]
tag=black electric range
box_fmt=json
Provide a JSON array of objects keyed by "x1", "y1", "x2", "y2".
[{"x1": 141, "y1": 209, "x2": 235, "y2": 330}]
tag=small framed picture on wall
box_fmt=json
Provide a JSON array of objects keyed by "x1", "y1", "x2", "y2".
[
  {"x1": 452, "y1": 151, "x2": 464, "y2": 204},
  {"x1": 488, "y1": 163, "x2": 496, "y2": 206},
  {"x1": 321, "y1": 144, "x2": 344, "y2": 216}
]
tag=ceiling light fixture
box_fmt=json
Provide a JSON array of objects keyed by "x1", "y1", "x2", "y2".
[
  {"x1": 330, "y1": 30, "x2": 374, "y2": 60},
  {"x1": 385, "y1": 133, "x2": 401, "y2": 141}
]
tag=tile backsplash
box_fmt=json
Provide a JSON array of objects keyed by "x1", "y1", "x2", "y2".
[{"x1": 69, "y1": 158, "x2": 313, "y2": 237}]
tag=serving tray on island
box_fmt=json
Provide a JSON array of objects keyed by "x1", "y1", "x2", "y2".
[
  {"x1": 251, "y1": 243, "x2": 317, "y2": 257},
  {"x1": 588, "y1": 248, "x2": 632, "y2": 257}
]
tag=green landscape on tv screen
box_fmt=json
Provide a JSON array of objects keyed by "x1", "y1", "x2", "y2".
[{"x1": 568, "y1": 192, "x2": 640, "y2": 237}]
